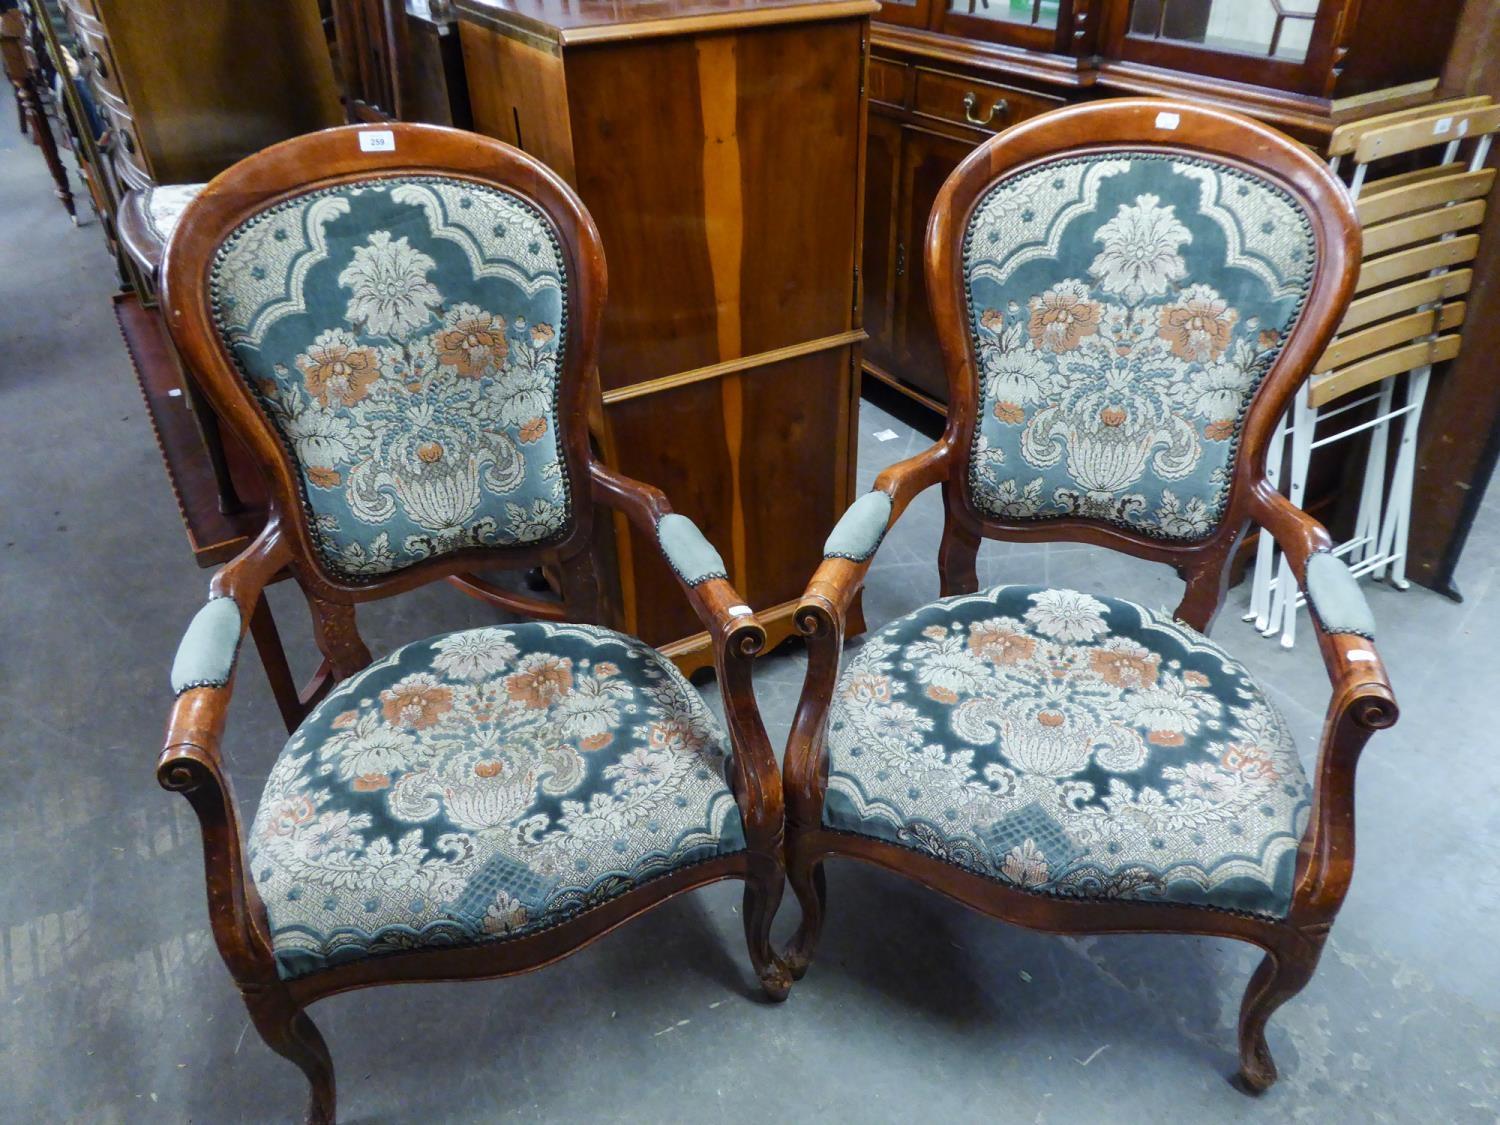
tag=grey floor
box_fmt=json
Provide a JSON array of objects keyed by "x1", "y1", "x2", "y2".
[{"x1": 4, "y1": 109, "x2": 1500, "y2": 1125}]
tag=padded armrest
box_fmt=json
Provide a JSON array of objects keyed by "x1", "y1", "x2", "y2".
[
  {"x1": 655, "y1": 513, "x2": 728, "y2": 587},
  {"x1": 1304, "y1": 551, "x2": 1376, "y2": 639},
  {"x1": 170, "y1": 596, "x2": 244, "y2": 695},
  {"x1": 823, "y1": 490, "x2": 894, "y2": 562}
]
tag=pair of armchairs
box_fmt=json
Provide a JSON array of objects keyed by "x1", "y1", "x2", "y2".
[{"x1": 159, "y1": 104, "x2": 1394, "y2": 1123}]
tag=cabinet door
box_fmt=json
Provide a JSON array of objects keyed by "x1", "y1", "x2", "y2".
[
  {"x1": 862, "y1": 111, "x2": 903, "y2": 374},
  {"x1": 895, "y1": 125, "x2": 977, "y2": 404}
]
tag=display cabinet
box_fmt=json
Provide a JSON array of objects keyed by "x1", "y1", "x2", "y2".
[{"x1": 861, "y1": 0, "x2": 1470, "y2": 413}]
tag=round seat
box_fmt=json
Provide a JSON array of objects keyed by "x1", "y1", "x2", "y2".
[
  {"x1": 823, "y1": 585, "x2": 1310, "y2": 917},
  {"x1": 248, "y1": 621, "x2": 745, "y2": 979}
]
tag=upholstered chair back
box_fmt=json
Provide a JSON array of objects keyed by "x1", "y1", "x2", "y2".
[
  {"x1": 205, "y1": 174, "x2": 575, "y2": 579},
  {"x1": 961, "y1": 147, "x2": 1317, "y2": 542}
]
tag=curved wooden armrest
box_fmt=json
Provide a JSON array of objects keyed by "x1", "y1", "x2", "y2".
[
  {"x1": 588, "y1": 460, "x2": 763, "y2": 653},
  {"x1": 798, "y1": 440, "x2": 952, "y2": 629},
  {"x1": 588, "y1": 461, "x2": 782, "y2": 845},
  {"x1": 1248, "y1": 482, "x2": 1397, "y2": 732}
]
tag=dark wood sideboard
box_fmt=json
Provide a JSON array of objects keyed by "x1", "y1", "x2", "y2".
[{"x1": 454, "y1": 0, "x2": 877, "y2": 669}]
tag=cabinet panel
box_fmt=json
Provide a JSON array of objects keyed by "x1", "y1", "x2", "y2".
[
  {"x1": 862, "y1": 112, "x2": 903, "y2": 372},
  {"x1": 895, "y1": 126, "x2": 973, "y2": 402}
]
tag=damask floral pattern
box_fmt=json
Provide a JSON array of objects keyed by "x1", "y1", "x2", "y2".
[
  {"x1": 248, "y1": 621, "x2": 746, "y2": 979},
  {"x1": 964, "y1": 154, "x2": 1314, "y2": 540},
  {"x1": 210, "y1": 177, "x2": 572, "y2": 579},
  {"x1": 823, "y1": 585, "x2": 1310, "y2": 916}
]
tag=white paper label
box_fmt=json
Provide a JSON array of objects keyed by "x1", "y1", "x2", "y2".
[
  {"x1": 873, "y1": 428, "x2": 899, "y2": 442},
  {"x1": 359, "y1": 129, "x2": 396, "y2": 152},
  {"x1": 1154, "y1": 111, "x2": 1180, "y2": 131},
  {"x1": 1433, "y1": 116, "x2": 1453, "y2": 135},
  {"x1": 1348, "y1": 649, "x2": 1377, "y2": 662},
  {"x1": 727, "y1": 604, "x2": 753, "y2": 618},
  {"x1": 167, "y1": 388, "x2": 182, "y2": 398}
]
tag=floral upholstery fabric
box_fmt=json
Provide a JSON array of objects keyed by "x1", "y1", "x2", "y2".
[
  {"x1": 209, "y1": 177, "x2": 571, "y2": 579},
  {"x1": 824, "y1": 586, "x2": 1310, "y2": 917},
  {"x1": 965, "y1": 154, "x2": 1314, "y2": 540},
  {"x1": 144, "y1": 182, "x2": 206, "y2": 244},
  {"x1": 248, "y1": 622, "x2": 745, "y2": 979}
]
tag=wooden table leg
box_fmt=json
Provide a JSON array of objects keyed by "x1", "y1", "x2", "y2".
[{"x1": 14, "y1": 76, "x2": 74, "y2": 219}]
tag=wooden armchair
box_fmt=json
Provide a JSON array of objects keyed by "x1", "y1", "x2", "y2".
[
  {"x1": 158, "y1": 123, "x2": 788, "y2": 1124},
  {"x1": 782, "y1": 99, "x2": 1397, "y2": 1091}
]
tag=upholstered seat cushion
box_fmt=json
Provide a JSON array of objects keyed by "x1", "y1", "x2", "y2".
[
  {"x1": 143, "y1": 182, "x2": 206, "y2": 245},
  {"x1": 248, "y1": 622, "x2": 746, "y2": 979},
  {"x1": 824, "y1": 586, "x2": 1310, "y2": 917}
]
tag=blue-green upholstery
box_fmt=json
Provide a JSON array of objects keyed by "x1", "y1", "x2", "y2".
[
  {"x1": 171, "y1": 596, "x2": 243, "y2": 694},
  {"x1": 1305, "y1": 551, "x2": 1375, "y2": 638},
  {"x1": 209, "y1": 176, "x2": 572, "y2": 580},
  {"x1": 248, "y1": 621, "x2": 746, "y2": 979},
  {"x1": 964, "y1": 154, "x2": 1315, "y2": 541},
  {"x1": 656, "y1": 513, "x2": 727, "y2": 586},
  {"x1": 824, "y1": 585, "x2": 1310, "y2": 917},
  {"x1": 824, "y1": 490, "x2": 894, "y2": 562}
]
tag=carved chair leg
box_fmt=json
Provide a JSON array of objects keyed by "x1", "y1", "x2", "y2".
[
  {"x1": 782, "y1": 843, "x2": 827, "y2": 981},
  {"x1": 742, "y1": 856, "x2": 792, "y2": 1002},
  {"x1": 243, "y1": 986, "x2": 337, "y2": 1125},
  {"x1": 1235, "y1": 936, "x2": 1324, "y2": 1094}
]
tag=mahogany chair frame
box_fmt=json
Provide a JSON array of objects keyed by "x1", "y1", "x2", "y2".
[
  {"x1": 158, "y1": 123, "x2": 788, "y2": 1124},
  {"x1": 782, "y1": 99, "x2": 1398, "y2": 1092}
]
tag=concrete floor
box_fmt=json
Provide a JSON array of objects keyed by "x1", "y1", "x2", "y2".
[{"x1": 4, "y1": 108, "x2": 1500, "y2": 1125}]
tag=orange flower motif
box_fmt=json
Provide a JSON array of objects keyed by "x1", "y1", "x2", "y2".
[
  {"x1": 1027, "y1": 282, "x2": 1101, "y2": 353},
  {"x1": 648, "y1": 720, "x2": 692, "y2": 754},
  {"x1": 296, "y1": 337, "x2": 381, "y2": 407},
  {"x1": 518, "y1": 417, "x2": 548, "y2": 443},
  {"x1": 968, "y1": 624, "x2": 1036, "y2": 666},
  {"x1": 1099, "y1": 406, "x2": 1127, "y2": 428},
  {"x1": 580, "y1": 732, "x2": 614, "y2": 751},
  {"x1": 1204, "y1": 419, "x2": 1234, "y2": 441},
  {"x1": 473, "y1": 760, "x2": 505, "y2": 779},
  {"x1": 845, "y1": 672, "x2": 893, "y2": 704},
  {"x1": 436, "y1": 311, "x2": 507, "y2": 379},
  {"x1": 1036, "y1": 709, "x2": 1066, "y2": 728},
  {"x1": 1158, "y1": 286, "x2": 1238, "y2": 363},
  {"x1": 594, "y1": 662, "x2": 619, "y2": 679},
  {"x1": 1183, "y1": 670, "x2": 1210, "y2": 687},
  {"x1": 922, "y1": 625, "x2": 948, "y2": 640},
  {"x1": 1258, "y1": 328, "x2": 1281, "y2": 351},
  {"x1": 332, "y1": 710, "x2": 360, "y2": 729},
  {"x1": 307, "y1": 465, "x2": 342, "y2": 489},
  {"x1": 505, "y1": 654, "x2": 573, "y2": 709},
  {"x1": 1148, "y1": 729, "x2": 1186, "y2": 747},
  {"x1": 1221, "y1": 742, "x2": 1280, "y2": 782},
  {"x1": 1089, "y1": 647, "x2": 1159, "y2": 689},
  {"x1": 927, "y1": 685, "x2": 959, "y2": 704},
  {"x1": 379, "y1": 678, "x2": 453, "y2": 729},
  {"x1": 979, "y1": 308, "x2": 1005, "y2": 332},
  {"x1": 530, "y1": 322, "x2": 555, "y2": 347},
  {"x1": 994, "y1": 401, "x2": 1025, "y2": 425},
  {"x1": 352, "y1": 773, "x2": 390, "y2": 791}
]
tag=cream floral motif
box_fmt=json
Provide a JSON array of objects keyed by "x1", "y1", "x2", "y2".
[
  {"x1": 823, "y1": 586, "x2": 1311, "y2": 915},
  {"x1": 248, "y1": 622, "x2": 746, "y2": 978},
  {"x1": 212, "y1": 178, "x2": 572, "y2": 577},
  {"x1": 963, "y1": 154, "x2": 1313, "y2": 540}
]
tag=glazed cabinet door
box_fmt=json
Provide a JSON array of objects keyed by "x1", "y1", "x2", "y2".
[
  {"x1": 862, "y1": 111, "x2": 903, "y2": 376},
  {"x1": 894, "y1": 125, "x2": 973, "y2": 404}
]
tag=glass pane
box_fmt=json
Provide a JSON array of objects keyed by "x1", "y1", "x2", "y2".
[
  {"x1": 1128, "y1": 0, "x2": 1316, "y2": 64},
  {"x1": 946, "y1": 0, "x2": 1061, "y2": 28}
]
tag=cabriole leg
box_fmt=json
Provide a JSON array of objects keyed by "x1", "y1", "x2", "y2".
[
  {"x1": 783, "y1": 844, "x2": 828, "y2": 982},
  {"x1": 1235, "y1": 939, "x2": 1322, "y2": 1094},
  {"x1": 243, "y1": 985, "x2": 337, "y2": 1125},
  {"x1": 742, "y1": 856, "x2": 792, "y2": 1001}
]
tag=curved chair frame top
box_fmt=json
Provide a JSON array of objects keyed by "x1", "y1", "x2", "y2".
[
  {"x1": 784, "y1": 99, "x2": 1397, "y2": 1093},
  {"x1": 156, "y1": 125, "x2": 788, "y2": 1118}
]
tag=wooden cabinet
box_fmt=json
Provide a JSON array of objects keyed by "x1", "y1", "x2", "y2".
[
  {"x1": 455, "y1": 0, "x2": 875, "y2": 669},
  {"x1": 861, "y1": 0, "x2": 1472, "y2": 414},
  {"x1": 58, "y1": 0, "x2": 341, "y2": 191}
]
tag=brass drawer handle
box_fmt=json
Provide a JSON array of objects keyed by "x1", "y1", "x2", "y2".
[{"x1": 962, "y1": 92, "x2": 1008, "y2": 127}]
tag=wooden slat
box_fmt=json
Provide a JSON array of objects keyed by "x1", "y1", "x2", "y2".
[
  {"x1": 599, "y1": 329, "x2": 868, "y2": 405},
  {"x1": 1360, "y1": 198, "x2": 1486, "y2": 256},
  {"x1": 1327, "y1": 96, "x2": 1491, "y2": 156},
  {"x1": 1353, "y1": 105, "x2": 1500, "y2": 164},
  {"x1": 1358, "y1": 161, "x2": 1466, "y2": 198},
  {"x1": 1338, "y1": 269, "x2": 1473, "y2": 333},
  {"x1": 1355, "y1": 234, "x2": 1481, "y2": 292},
  {"x1": 1316, "y1": 301, "x2": 1466, "y2": 373},
  {"x1": 1356, "y1": 168, "x2": 1495, "y2": 226},
  {"x1": 1309, "y1": 334, "x2": 1462, "y2": 408}
]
